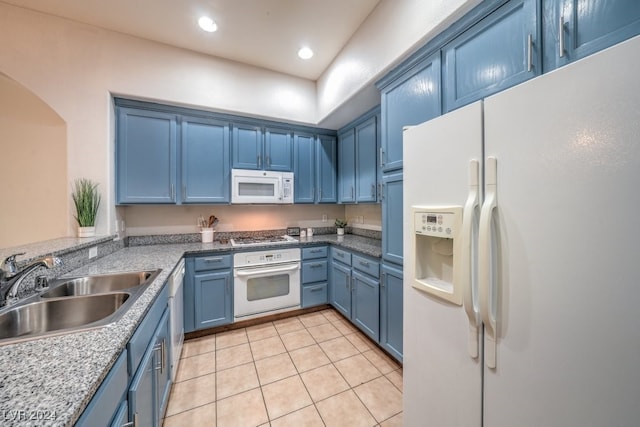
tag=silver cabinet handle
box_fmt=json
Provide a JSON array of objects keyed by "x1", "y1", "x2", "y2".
[
  {"x1": 309, "y1": 263, "x2": 324, "y2": 268},
  {"x1": 527, "y1": 33, "x2": 533, "y2": 72},
  {"x1": 371, "y1": 183, "x2": 376, "y2": 198},
  {"x1": 266, "y1": 156, "x2": 271, "y2": 168},
  {"x1": 359, "y1": 260, "x2": 370, "y2": 268},
  {"x1": 310, "y1": 286, "x2": 323, "y2": 293},
  {"x1": 203, "y1": 257, "x2": 224, "y2": 263},
  {"x1": 310, "y1": 249, "x2": 323, "y2": 253},
  {"x1": 381, "y1": 272, "x2": 386, "y2": 288},
  {"x1": 154, "y1": 343, "x2": 162, "y2": 371},
  {"x1": 379, "y1": 147, "x2": 384, "y2": 167},
  {"x1": 351, "y1": 186, "x2": 354, "y2": 199},
  {"x1": 161, "y1": 339, "x2": 166, "y2": 374},
  {"x1": 225, "y1": 275, "x2": 230, "y2": 293},
  {"x1": 170, "y1": 184, "x2": 175, "y2": 201},
  {"x1": 123, "y1": 413, "x2": 138, "y2": 427},
  {"x1": 559, "y1": 15, "x2": 566, "y2": 58},
  {"x1": 257, "y1": 154, "x2": 262, "y2": 168}
]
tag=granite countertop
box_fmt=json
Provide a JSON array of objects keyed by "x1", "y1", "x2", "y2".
[{"x1": 0, "y1": 234, "x2": 381, "y2": 426}]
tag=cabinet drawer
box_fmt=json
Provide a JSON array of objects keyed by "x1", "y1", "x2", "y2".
[
  {"x1": 302, "y1": 260, "x2": 328, "y2": 284},
  {"x1": 194, "y1": 254, "x2": 232, "y2": 271},
  {"x1": 128, "y1": 284, "x2": 168, "y2": 376},
  {"x1": 302, "y1": 246, "x2": 328, "y2": 259},
  {"x1": 302, "y1": 283, "x2": 328, "y2": 308},
  {"x1": 352, "y1": 254, "x2": 380, "y2": 279},
  {"x1": 331, "y1": 247, "x2": 352, "y2": 265}
]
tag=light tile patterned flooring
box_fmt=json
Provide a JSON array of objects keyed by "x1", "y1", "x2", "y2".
[{"x1": 163, "y1": 308, "x2": 403, "y2": 427}]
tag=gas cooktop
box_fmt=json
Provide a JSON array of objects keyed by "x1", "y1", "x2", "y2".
[{"x1": 230, "y1": 235, "x2": 298, "y2": 247}]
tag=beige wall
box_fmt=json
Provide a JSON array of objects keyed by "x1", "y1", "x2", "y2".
[
  {"x1": 123, "y1": 204, "x2": 346, "y2": 236},
  {"x1": 345, "y1": 204, "x2": 382, "y2": 231},
  {"x1": 0, "y1": 73, "x2": 67, "y2": 247},
  {"x1": 0, "y1": 0, "x2": 479, "y2": 244}
]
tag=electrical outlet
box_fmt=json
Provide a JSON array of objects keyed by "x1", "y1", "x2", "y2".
[
  {"x1": 322, "y1": 214, "x2": 327, "y2": 222},
  {"x1": 88, "y1": 246, "x2": 98, "y2": 259}
]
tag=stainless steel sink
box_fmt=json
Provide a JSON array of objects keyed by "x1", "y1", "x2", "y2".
[
  {"x1": 0, "y1": 269, "x2": 161, "y2": 345},
  {"x1": 0, "y1": 293, "x2": 130, "y2": 341},
  {"x1": 41, "y1": 270, "x2": 157, "y2": 298}
]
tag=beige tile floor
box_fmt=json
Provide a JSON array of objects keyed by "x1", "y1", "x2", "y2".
[{"x1": 163, "y1": 308, "x2": 403, "y2": 427}]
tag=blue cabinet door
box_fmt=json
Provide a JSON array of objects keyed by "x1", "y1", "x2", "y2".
[
  {"x1": 355, "y1": 116, "x2": 378, "y2": 203},
  {"x1": 338, "y1": 130, "x2": 356, "y2": 203},
  {"x1": 380, "y1": 53, "x2": 441, "y2": 172},
  {"x1": 194, "y1": 270, "x2": 232, "y2": 329},
  {"x1": 543, "y1": 0, "x2": 640, "y2": 71},
  {"x1": 154, "y1": 309, "x2": 171, "y2": 427},
  {"x1": 330, "y1": 261, "x2": 352, "y2": 317},
  {"x1": 380, "y1": 263, "x2": 403, "y2": 362},
  {"x1": 232, "y1": 124, "x2": 262, "y2": 170},
  {"x1": 181, "y1": 117, "x2": 230, "y2": 203},
  {"x1": 293, "y1": 133, "x2": 316, "y2": 203},
  {"x1": 128, "y1": 343, "x2": 155, "y2": 427},
  {"x1": 116, "y1": 108, "x2": 177, "y2": 204},
  {"x1": 265, "y1": 128, "x2": 293, "y2": 171},
  {"x1": 352, "y1": 270, "x2": 380, "y2": 341},
  {"x1": 443, "y1": 0, "x2": 539, "y2": 112},
  {"x1": 382, "y1": 172, "x2": 404, "y2": 265},
  {"x1": 317, "y1": 135, "x2": 338, "y2": 203}
]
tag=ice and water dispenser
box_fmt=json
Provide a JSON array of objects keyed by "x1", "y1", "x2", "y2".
[{"x1": 410, "y1": 206, "x2": 463, "y2": 305}]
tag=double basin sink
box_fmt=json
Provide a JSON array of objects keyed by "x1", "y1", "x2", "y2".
[{"x1": 0, "y1": 269, "x2": 161, "y2": 345}]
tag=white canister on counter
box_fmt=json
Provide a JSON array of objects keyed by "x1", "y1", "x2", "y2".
[
  {"x1": 307, "y1": 228, "x2": 313, "y2": 237},
  {"x1": 201, "y1": 228, "x2": 214, "y2": 243},
  {"x1": 300, "y1": 230, "x2": 306, "y2": 238}
]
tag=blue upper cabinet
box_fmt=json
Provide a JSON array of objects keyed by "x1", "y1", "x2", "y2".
[
  {"x1": 338, "y1": 108, "x2": 380, "y2": 204},
  {"x1": 293, "y1": 133, "x2": 316, "y2": 203},
  {"x1": 338, "y1": 129, "x2": 356, "y2": 203},
  {"x1": 355, "y1": 116, "x2": 378, "y2": 203},
  {"x1": 232, "y1": 124, "x2": 263, "y2": 170},
  {"x1": 116, "y1": 108, "x2": 177, "y2": 204},
  {"x1": 543, "y1": 0, "x2": 640, "y2": 72},
  {"x1": 379, "y1": 53, "x2": 441, "y2": 173},
  {"x1": 317, "y1": 135, "x2": 338, "y2": 203},
  {"x1": 181, "y1": 117, "x2": 230, "y2": 203},
  {"x1": 265, "y1": 127, "x2": 293, "y2": 171},
  {"x1": 443, "y1": 0, "x2": 539, "y2": 112}
]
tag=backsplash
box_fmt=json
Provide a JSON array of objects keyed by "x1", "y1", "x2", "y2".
[{"x1": 127, "y1": 226, "x2": 382, "y2": 247}]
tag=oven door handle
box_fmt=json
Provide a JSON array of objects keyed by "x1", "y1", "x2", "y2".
[{"x1": 234, "y1": 263, "x2": 300, "y2": 278}]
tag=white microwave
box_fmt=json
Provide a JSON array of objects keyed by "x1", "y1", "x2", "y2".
[{"x1": 231, "y1": 169, "x2": 294, "y2": 204}]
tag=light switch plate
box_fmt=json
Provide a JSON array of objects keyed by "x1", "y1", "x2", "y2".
[{"x1": 89, "y1": 246, "x2": 98, "y2": 259}]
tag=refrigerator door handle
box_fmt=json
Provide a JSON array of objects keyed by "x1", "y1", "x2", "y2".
[
  {"x1": 462, "y1": 159, "x2": 481, "y2": 359},
  {"x1": 479, "y1": 156, "x2": 498, "y2": 369}
]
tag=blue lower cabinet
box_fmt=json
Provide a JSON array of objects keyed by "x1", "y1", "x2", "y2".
[
  {"x1": 352, "y1": 270, "x2": 380, "y2": 341},
  {"x1": 380, "y1": 263, "x2": 403, "y2": 362},
  {"x1": 194, "y1": 270, "x2": 233, "y2": 329},
  {"x1": 330, "y1": 261, "x2": 352, "y2": 318},
  {"x1": 302, "y1": 283, "x2": 328, "y2": 308},
  {"x1": 129, "y1": 340, "x2": 155, "y2": 427},
  {"x1": 184, "y1": 254, "x2": 233, "y2": 333},
  {"x1": 129, "y1": 308, "x2": 171, "y2": 427}
]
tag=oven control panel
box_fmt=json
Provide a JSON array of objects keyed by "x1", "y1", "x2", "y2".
[{"x1": 234, "y1": 247, "x2": 301, "y2": 266}]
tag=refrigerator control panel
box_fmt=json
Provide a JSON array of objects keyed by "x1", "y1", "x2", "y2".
[{"x1": 414, "y1": 211, "x2": 457, "y2": 239}]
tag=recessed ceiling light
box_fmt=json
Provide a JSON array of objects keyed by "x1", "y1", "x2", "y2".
[
  {"x1": 298, "y1": 47, "x2": 314, "y2": 60},
  {"x1": 198, "y1": 16, "x2": 217, "y2": 32}
]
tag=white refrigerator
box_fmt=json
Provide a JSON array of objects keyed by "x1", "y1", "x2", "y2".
[{"x1": 403, "y1": 35, "x2": 640, "y2": 426}]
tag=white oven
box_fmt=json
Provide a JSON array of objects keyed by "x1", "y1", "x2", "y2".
[
  {"x1": 231, "y1": 169, "x2": 294, "y2": 204},
  {"x1": 233, "y1": 247, "x2": 301, "y2": 321}
]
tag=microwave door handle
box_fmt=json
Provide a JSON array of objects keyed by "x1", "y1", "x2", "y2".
[{"x1": 235, "y1": 264, "x2": 300, "y2": 277}]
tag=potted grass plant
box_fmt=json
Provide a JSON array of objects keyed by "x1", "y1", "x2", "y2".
[
  {"x1": 335, "y1": 218, "x2": 347, "y2": 236},
  {"x1": 72, "y1": 178, "x2": 101, "y2": 237}
]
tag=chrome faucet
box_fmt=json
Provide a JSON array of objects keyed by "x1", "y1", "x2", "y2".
[{"x1": 0, "y1": 253, "x2": 62, "y2": 306}]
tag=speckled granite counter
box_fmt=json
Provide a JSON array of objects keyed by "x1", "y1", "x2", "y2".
[{"x1": 0, "y1": 234, "x2": 381, "y2": 426}]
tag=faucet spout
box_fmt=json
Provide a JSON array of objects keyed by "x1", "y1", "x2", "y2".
[{"x1": 0, "y1": 255, "x2": 62, "y2": 306}]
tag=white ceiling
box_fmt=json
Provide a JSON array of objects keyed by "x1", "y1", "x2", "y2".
[{"x1": 2, "y1": 0, "x2": 381, "y2": 81}]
